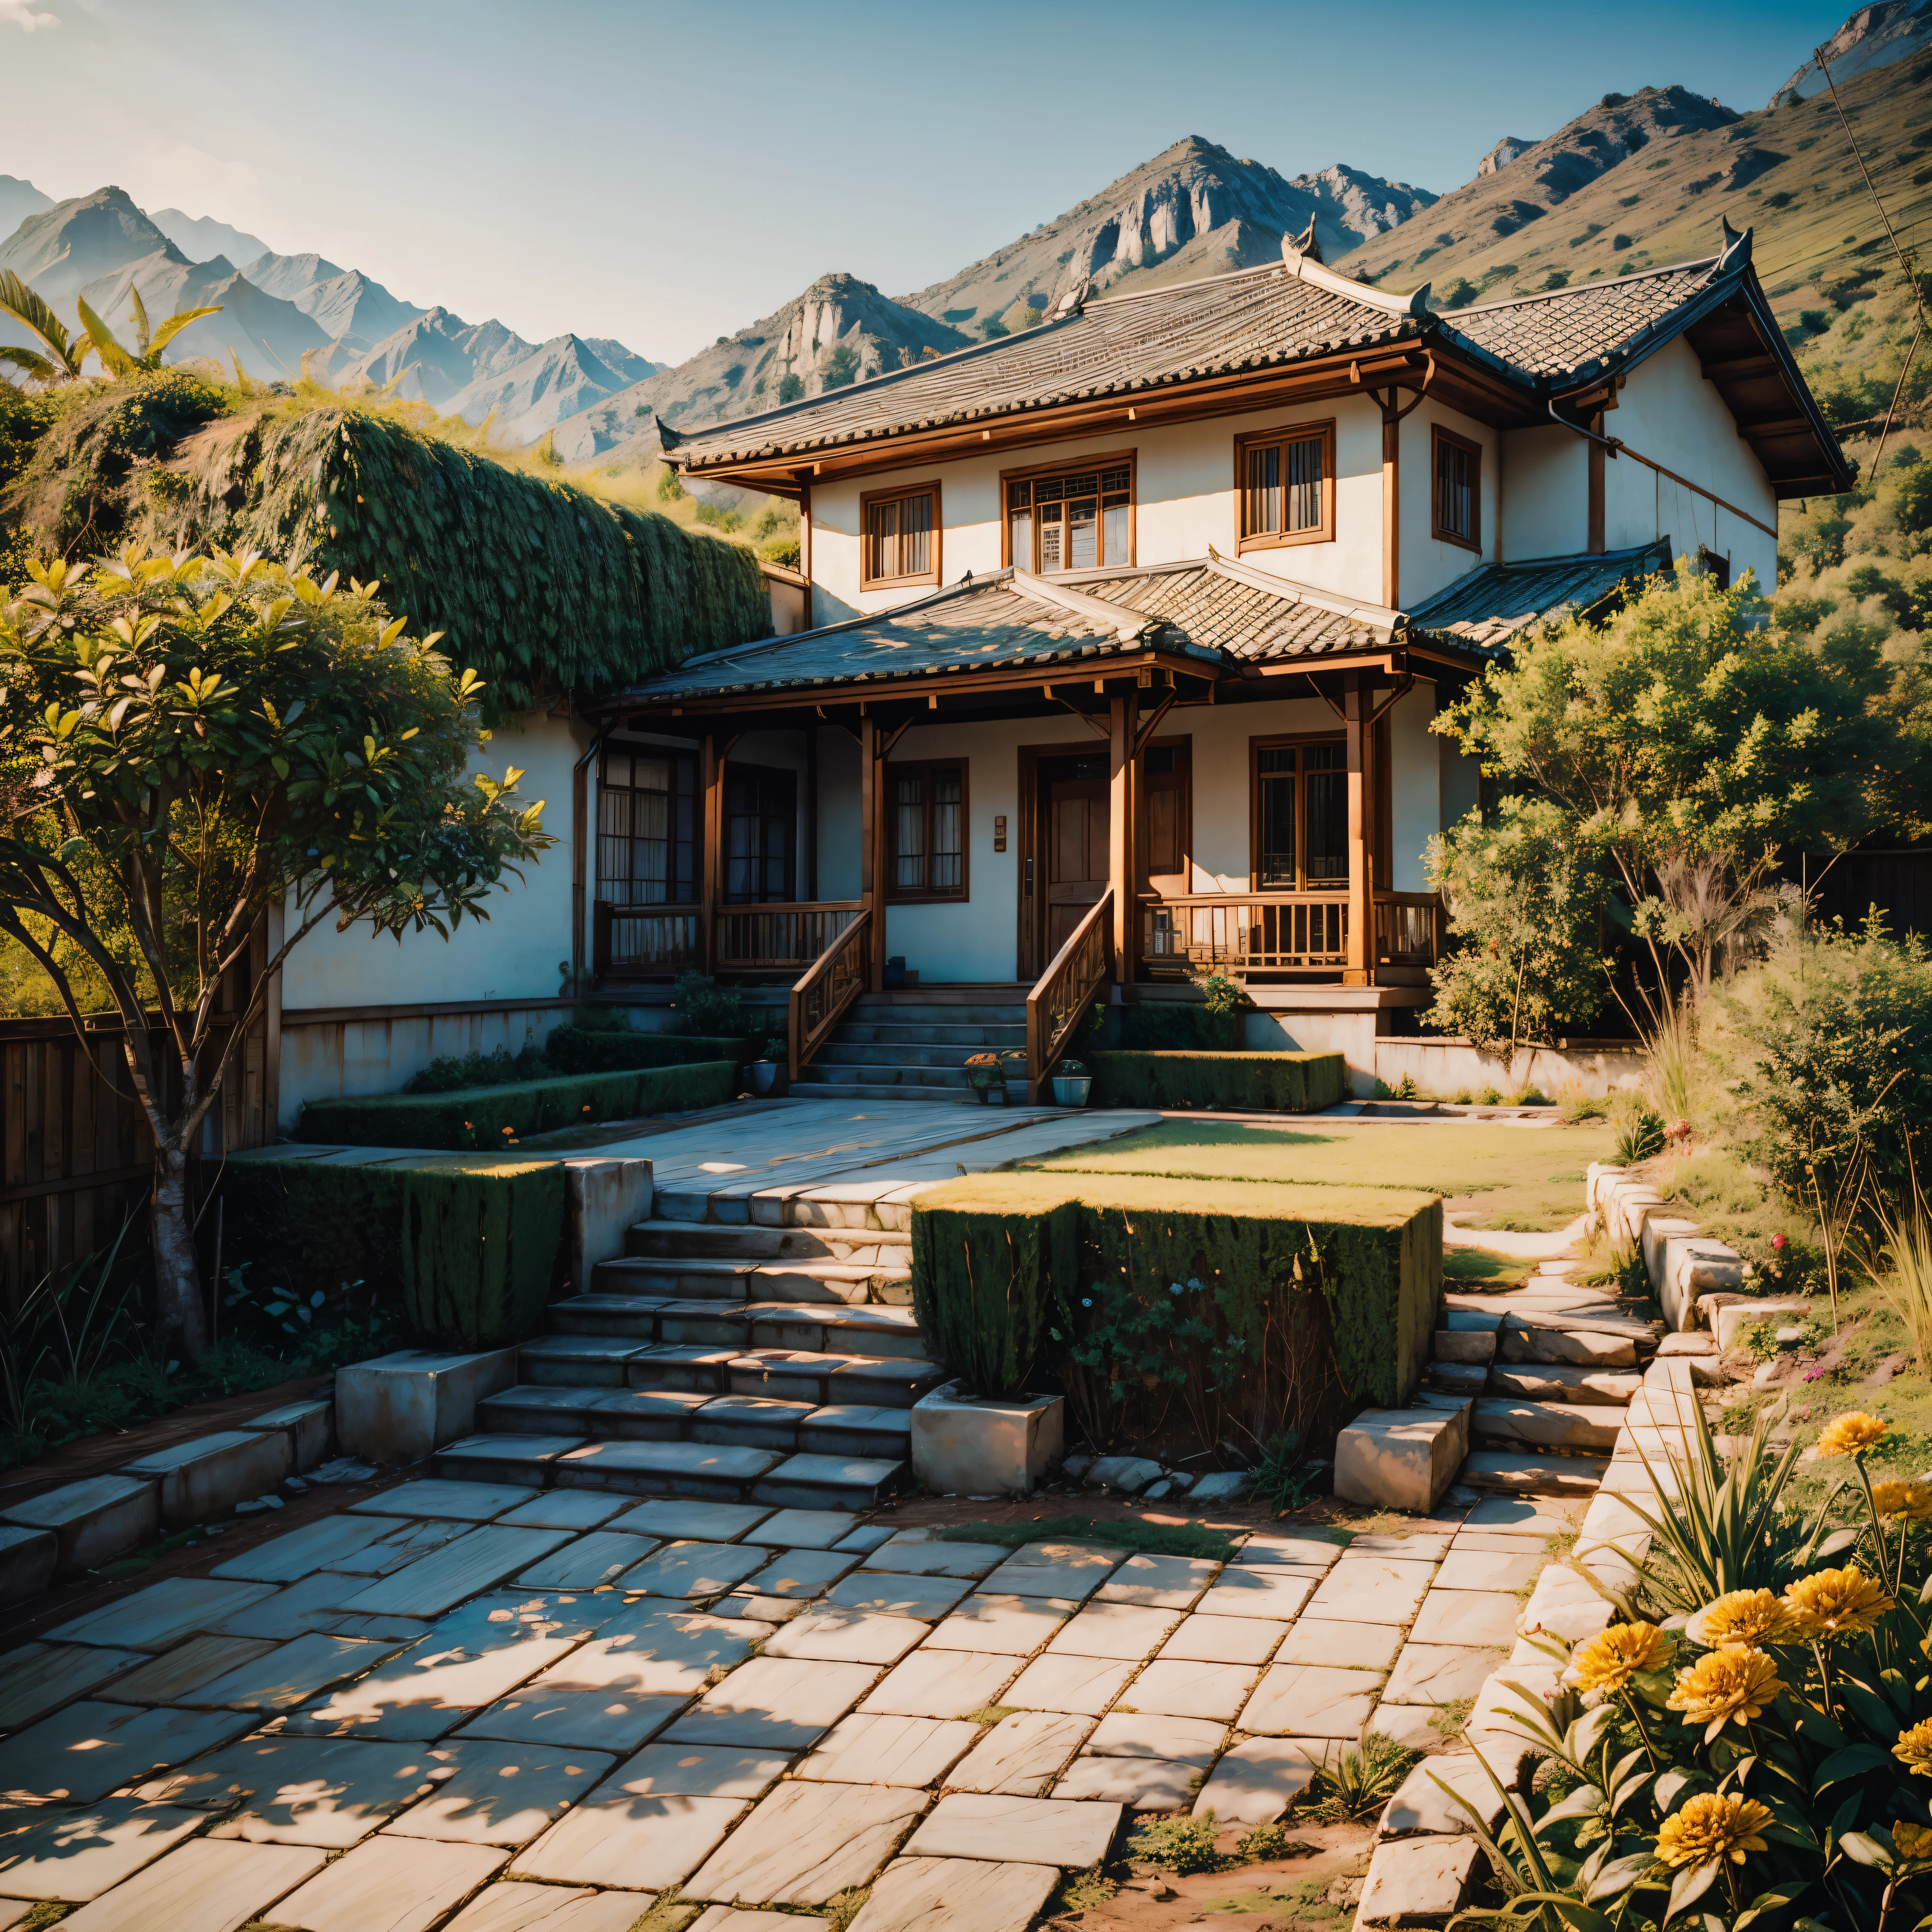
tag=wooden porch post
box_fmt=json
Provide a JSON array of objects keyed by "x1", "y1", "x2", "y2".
[
  {"x1": 860, "y1": 712, "x2": 882, "y2": 991},
  {"x1": 700, "y1": 732, "x2": 723, "y2": 973},
  {"x1": 1109, "y1": 685, "x2": 1139, "y2": 991},
  {"x1": 1381, "y1": 405, "x2": 1401, "y2": 611},
  {"x1": 1344, "y1": 672, "x2": 1378, "y2": 988},
  {"x1": 798, "y1": 475, "x2": 814, "y2": 631}
]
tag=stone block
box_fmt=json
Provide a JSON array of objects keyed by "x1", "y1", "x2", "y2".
[
  {"x1": 334, "y1": 1349, "x2": 517, "y2": 1465},
  {"x1": 241, "y1": 1399, "x2": 335, "y2": 1473},
  {"x1": 0, "y1": 1524, "x2": 56, "y2": 1606},
  {"x1": 565, "y1": 1156, "x2": 654, "y2": 1297},
  {"x1": 1378, "y1": 1753, "x2": 1508, "y2": 1839},
  {"x1": 1517, "y1": 1564, "x2": 1616, "y2": 1645},
  {"x1": 1713, "y1": 1298, "x2": 1811, "y2": 1351},
  {"x1": 1497, "y1": 1322, "x2": 1637, "y2": 1369},
  {"x1": 0, "y1": 1474, "x2": 158, "y2": 1575},
  {"x1": 1085, "y1": 1454, "x2": 1164, "y2": 1494},
  {"x1": 1433, "y1": 1330, "x2": 1496, "y2": 1365},
  {"x1": 1191, "y1": 1737, "x2": 1327, "y2": 1823},
  {"x1": 846, "y1": 1856, "x2": 1057, "y2": 1932},
  {"x1": 122, "y1": 1428, "x2": 294, "y2": 1526},
  {"x1": 1425, "y1": 1362, "x2": 1486, "y2": 1397},
  {"x1": 1334, "y1": 1408, "x2": 1465, "y2": 1514},
  {"x1": 1359, "y1": 1835, "x2": 1483, "y2": 1927},
  {"x1": 911, "y1": 1383, "x2": 1064, "y2": 1498},
  {"x1": 1187, "y1": 1470, "x2": 1254, "y2": 1504}
]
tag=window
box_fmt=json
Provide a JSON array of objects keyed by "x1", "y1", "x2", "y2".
[
  {"x1": 887, "y1": 760, "x2": 967, "y2": 900},
  {"x1": 860, "y1": 483, "x2": 940, "y2": 588},
  {"x1": 1252, "y1": 740, "x2": 1347, "y2": 889},
  {"x1": 724, "y1": 764, "x2": 797, "y2": 903},
  {"x1": 1235, "y1": 422, "x2": 1334, "y2": 550},
  {"x1": 1432, "y1": 426, "x2": 1481, "y2": 550},
  {"x1": 1005, "y1": 457, "x2": 1133, "y2": 573},
  {"x1": 1143, "y1": 741, "x2": 1191, "y2": 877},
  {"x1": 598, "y1": 747, "x2": 697, "y2": 905}
]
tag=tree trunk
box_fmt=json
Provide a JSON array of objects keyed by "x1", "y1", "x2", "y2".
[{"x1": 152, "y1": 1145, "x2": 208, "y2": 1365}]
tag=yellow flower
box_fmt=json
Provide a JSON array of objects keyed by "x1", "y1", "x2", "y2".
[
  {"x1": 1782, "y1": 1566, "x2": 1896, "y2": 1640},
  {"x1": 1895, "y1": 1717, "x2": 1932, "y2": 1776},
  {"x1": 1570, "y1": 1622, "x2": 1673, "y2": 1695},
  {"x1": 1686, "y1": 1588, "x2": 1798, "y2": 1649},
  {"x1": 1655, "y1": 1792, "x2": 1773, "y2": 1868},
  {"x1": 1895, "y1": 1822, "x2": 1932, "y2": 1863},
  {"x1": 1815, "y1": 1412, "x2": 1889, "y2": 1457},
  {"x1": 1871, "y1": 1480, "x2": 1932, "y2": 1523},
  {"x1": 1667, "y1": 1648, "x2": 1784, "y2": 1740}
]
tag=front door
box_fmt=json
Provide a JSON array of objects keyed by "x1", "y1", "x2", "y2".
[{"x1": 1045, "y1": 775, "x2": 1108, "y2": 961}]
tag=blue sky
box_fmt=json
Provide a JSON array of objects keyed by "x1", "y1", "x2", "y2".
[{"x1": 4, "y1": 0, "x2": 1858, "y2": 363}]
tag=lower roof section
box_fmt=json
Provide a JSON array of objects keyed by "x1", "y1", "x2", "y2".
[{"x1": 1407, "y1": 540, "x2": 1671, "y2": 652}]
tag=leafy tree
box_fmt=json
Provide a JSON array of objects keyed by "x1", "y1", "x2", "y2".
[
  {"x1": 77, "y1": 290, "x2": 223, "y2": 378},
  {"x1": 776, "y1": 372, "x2": 805, "y2": 404},
  {"x1": 0, "y1": 545, "x2": 553, "y2": 1361},
  {"x1": 819, "y1": 343, "x2": 860, "y2": 391},
  {"x1": 0, "y1": 270, "x2": 94, "y2": 385}
]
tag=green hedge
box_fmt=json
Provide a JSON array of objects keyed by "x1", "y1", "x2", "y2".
[
  {"x1": 1118, "y1": 1003, "x2": 1241, "y2": 1052},
  {"x1": 296, "y1": 1061, "x2": 737, "y2": 1149},
  {"x1": 543, "y1": 1027, "x2": 762, "y2": 1075},
  {"x1": 1089, "y1": 1051, "x2": 1346, "y2": 1112},
  {"x1": 222, "y1": 1151, "x2": 566, "y2": 1350},
  {"x1": 909, "y1": 1172, "x2": 1440, "y2": 1446}
]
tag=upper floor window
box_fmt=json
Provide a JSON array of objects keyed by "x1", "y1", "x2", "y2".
[
  {"x1": 598, "y1": 746, "x2": 697, "y2": 906},
  {"x1": 1006, "y1": 457, "x2": 1133, "y2": 574},
  {"x1": 1235, "y1": 422, "x2": 1334, "y2": 550},
  {"x1": 1432, "y1": 426, "x2": 1481, "y2": 551},
  {"x1": 888, "y1": 759, "x2": 967, "y2": 900},
  {"x1": 861, "y1": 482, "x2": 941, "y2": 589}
]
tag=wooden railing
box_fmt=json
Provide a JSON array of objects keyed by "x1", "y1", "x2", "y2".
[
  {"x1": 717, "y1": 901, "x2": 862, "y2": 974},
  {"x1": 789, "y1": 908, "x2": 872, "y2": 1083},
  {"x1": 1375, "y1": 892, "x2": 1441, "y2": 968},
  {"x1": 1142, "y1": 892, "x2": 1350, "y2": 972},
  {"x1": 596, "y1": 904, "x2": 701, "y2": 976},
  {"x1": 1026, "y1": 890, "x2": 1113, "y2": 1104}
]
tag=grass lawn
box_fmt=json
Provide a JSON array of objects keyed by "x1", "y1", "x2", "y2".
[{"x1": 1027, "y1": 1117, "x2": 1616, "y2": 1232}]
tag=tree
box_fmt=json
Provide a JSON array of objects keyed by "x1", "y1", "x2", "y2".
[
  {"x1": 78, "y1": 290, "x2": 223, "y2": 378},
  {"x1": 0, "y1": 545, "x2": 553, "y2": 1361},
  {"x1": 0, "y1": 270, "x2": 93, "y2": 385}
]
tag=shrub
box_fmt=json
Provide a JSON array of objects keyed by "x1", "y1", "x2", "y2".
[
  {"x1": 1087, "y1": 1051, "x2": 1345, "y2": 1112},
  {"x1": 1118, "y1": 1002, "x2": 1240, "y2": 1052},
  {"x1": 671, "y1": 970, "x2": 745, "y2": 1038},
  {"x1": 543, "y1": 1027, "x2": 759, "y2": 1075},
  {"x1": 1614, "y1": 1105, "x2": 1666, "y2": 1164},
  {"x1": 1127, "y1": 1811, "x2": 1227, "y2": 1874},
  {"x1": 1311, "y1": 1733, "x2": 1418, "y2": 1822},
  {"x1": 404, "y1": 1044, "x2": 548, "y2": 1093}
]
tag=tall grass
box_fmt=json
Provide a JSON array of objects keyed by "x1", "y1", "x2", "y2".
[
  {"x1": 1642, "y1": 991, "x2": 1699, "y2": 1122},
  {"x1": 1875, "y1": 1164, "x2": 1932, "y2": 1372}
]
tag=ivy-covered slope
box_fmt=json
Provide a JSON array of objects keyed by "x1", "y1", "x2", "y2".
[{"x1": 0, "y1": 374, "x2": 771, "y2": 714}]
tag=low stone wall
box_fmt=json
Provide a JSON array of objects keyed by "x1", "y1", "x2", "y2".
[
  {"x1": 1586, "y1": 1162, "x2": 1746, "y2": 1331},
  {"x1": 1375, "y1": 1039, "x2": 1646, "y2": 1101}
]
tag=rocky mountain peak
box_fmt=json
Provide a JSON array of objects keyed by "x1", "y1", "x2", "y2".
[
  {"x1": 1476, "y1": 137, "x2": 1534, "y2": 177},
  {"x1": 1770, "y1": 0, "x2": 1932, "y2": 106}
]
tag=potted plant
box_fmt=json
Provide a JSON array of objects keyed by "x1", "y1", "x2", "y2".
[
  {"x1": 965, "y1": 1051, "x2": 1003, "y2": 1103},
  {"x1": 750, "y1": 1017, "x2": 787, "y2": 1096},
  {"x1": 1051, "y1": 1058, "x2": 1092, "y2": 1107}
]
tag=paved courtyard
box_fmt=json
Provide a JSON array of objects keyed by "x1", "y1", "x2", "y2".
[{"x1": 0, "y1": 1476, "x2": 1577, "y2": 1932}]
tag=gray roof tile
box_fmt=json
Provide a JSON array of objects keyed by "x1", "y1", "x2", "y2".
[{"x1": 1407, "y1": 541, "x2": 1671, "y2": 649}]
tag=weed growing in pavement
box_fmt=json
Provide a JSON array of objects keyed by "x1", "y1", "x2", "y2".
[{"x1": 1129, "y1": 1810, "x2": 1230, "y2": 1874}]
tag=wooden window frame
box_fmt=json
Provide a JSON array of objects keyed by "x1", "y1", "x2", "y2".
[
  {"x1": 1248, "y1": 731, "x2": 1349, "y2": 892},
  {"x1": 999, "y1": 448, "x2": 1137, "y2": 574},
  {"x1": 1141, "y1": 734, "x2": 1192, "y2": 883},
  {"x1": 1431, "y1": 425, "x2": 1482, "y2": 553},
  {"x1": 1232, "y1": 419, "x2": 1336, "y2": 553},
  {"x1": 859, "y1": 479, "x2": 943, "y2": 590},
  {"x1": 885, "y1": 757, "x2": 970, "y2": 903},
  {"x1": 597, "y1": 742, "x2": 699, "y2": 908},
  {"x1": 722, "y1": 760, "x2": 799, "y2": 906}
]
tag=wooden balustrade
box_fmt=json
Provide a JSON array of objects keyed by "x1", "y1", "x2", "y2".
[
  {"x1": 1025, "y1": 889, "x2": 1113, "y2": 1104},
  {"x1": 789, "y1": 908, "x2": 871, "y2": 1083},
  {"x1": 595, "y1": 905, "x2": 702, "y2": 976},
  {"x1": 717, "y1": 901, "x2": 862, "y2": 974},
  {"x1": 1140, "y1": 889, "x2": 1442, "y2": 976}
]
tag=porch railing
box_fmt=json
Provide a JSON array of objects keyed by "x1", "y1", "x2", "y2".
[
  {"x1": 789, "y1": 908, "x2": 871, "y2": 1083},
  {"x1": 717, "y1": 901, "x2": 863, "y2": 974},
  {"x1": 1375, "y1": 892, "x2": 1441, "y2": 969},
  {"x1": 597, "y1": 904, "x2": 701, "y2": 975},
  {"x1": 1025, "y1": 889, "x2": 1113, "y2": 1104},
  {"x1": 1140, "y1": 889, "x2": 1442, "y2": 975}
]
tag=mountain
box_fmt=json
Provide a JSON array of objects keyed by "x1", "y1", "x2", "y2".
[
  {"x1": 441, "y1": 334, "x2": 638, "y2": 445},
  {"x1": 0, "y1": 176, "x2": 52, "y2": 238},
  {"x1": 323, "y1": 308, "x2": 533, "y2": 405},
  {"x1": 0, "y1": 186, "x2": 185, "y2": 303},
  {"x1": 551, "y1": 272, "x2": 971, "y2": 464},
  {"x1": 584, "y1": 338, "x2": 659, "y2": 386},
  {"x1": 240, "y1": 250, "x2": 426, "y2": 350},
  {"x1": 894, "y1": 136, "x2": 1437, "y2": 336},
  {"x1": 1771, "y1": 0, "x2": 1932, "y2": 106},
  {"x1": 150, "y1": 207, "x2": 271, "y2": 267},
  {"x1": 76, "y1": 251, "x2": 329, "y2": 378}
]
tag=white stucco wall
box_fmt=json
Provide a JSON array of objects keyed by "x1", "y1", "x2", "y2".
[
  {"x1": 1397, "y1": 401, "x2": 1499, "y2": 608},
  {"x1": 1497, "y1": 424, "x2": 1585, "y2": 562}
]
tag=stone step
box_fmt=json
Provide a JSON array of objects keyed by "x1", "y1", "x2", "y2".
[
  {"x1": 752, "y1": 1451, "x2": 909, "y2": 1512},
  {"x1": 1495, "y1": 1321, "x2": 1642, "y2": 1369},
  {"x1": 726, "y1": 1350, "x2": 945, "y2": 1409},
  {"x1": 813, "y1": 1042, "x2": 1017, "y2": 1070},
  {"x1": 1473, "y1": 1397, "x2": 1624, "y2": 1454},
  {"x1": 1486, "y1": 1363, "x2": 1642, "y2": 1407},
  {"x1": 790, "y1": 1077, "x2": 979, "y2": 1104},
  {"x1": 799, "y1": 1404, "x2": 913, "y2": 1460},
  {"x1": 624, "y1": 1220, "x2": 911, "y2": 1265},
  {"x1": 1461, "y1": 1449, "x2": 1608, "y2": 1499},
  {"x1": 545, "y1": 1296, "x2": 928, "y2": 1360},
  {"x1": 845, "y1": 1001, "x2": 1028, "y2": 1025},
  {"x1": 591, "y1": 1257, "x2": 908, "y2": 1307}
]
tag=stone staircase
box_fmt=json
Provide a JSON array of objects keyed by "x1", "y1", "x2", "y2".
[
  {"x1": 433, "y1": 1185, "x2": 940, "y2": 1512},
  {"x1": 790, "y1": 992, "x2": 1029, "y2": 1103}
]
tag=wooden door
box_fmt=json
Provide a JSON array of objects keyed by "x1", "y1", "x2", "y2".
[{"x1": 1045, "y1": 776, "x2": 1108, "y2": 960}]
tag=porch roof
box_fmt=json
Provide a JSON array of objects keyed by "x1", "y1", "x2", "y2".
[
  {"x1": 1406, "y1": 538, "x2": 1672, "y2": 650},
  {"x1": 589, "y1": 555, "x2": 1465, "y2": 711}
]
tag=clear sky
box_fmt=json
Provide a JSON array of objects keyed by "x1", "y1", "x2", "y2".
[{"x1": 2, "y1": 0, "x2": 1859, "y2": 364}]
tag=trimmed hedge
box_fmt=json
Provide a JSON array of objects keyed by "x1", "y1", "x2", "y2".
[
  {"x1": 297, "y1": 1061, "x2": 737, "y2": 1149},
  {"x1": 222, "y1": 1151, "x2": 565, "y2": 1350},
  {"x1": 1118, "y1": 1003, "x2": 1241, "y2": 1052},
  {"x1": 543, "y1": 1027, "x2": 762, "y2": 1075},
  {"x1": 910, "y1": 1171, "x2": 1440, "y2": 1448},
  {"x1": 1089, "y1": 1051, "x2": 1346, "y2": 1112}
]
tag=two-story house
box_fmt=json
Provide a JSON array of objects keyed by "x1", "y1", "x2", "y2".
[{"x1": 585, "y1": 222, "x2": 1849, "y2": 1097}]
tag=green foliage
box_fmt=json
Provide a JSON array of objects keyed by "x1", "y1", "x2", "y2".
[
  {"x1": 542, "y1": 1026, "x2": 760, "y2": 1074},
  {"x1": 1233, "y1": 1821, "x2": 1316, "y2": 1863},
  {"x1": 820, "y1": 344, "x2": 861, "y2": 390},
  {"x1": 404, "y1": 1043, "x2": 549, "y2": 1092},
  {"x1": 757, "y1": 536, "x2": 801, "y2": 570},
  {"x1": 1128, "y1": 1810, "x2": 1228, "y2": 1874},
  {"x1": 1613, "y1": 1105, "x2": 1666, "y2": 1165},
  {"x1": 939, "y1": 1514, "x2": 1237, "y2": 1558},
  {"x1": 1117, "y1": 1001, "x2": 1241, "y2": 1051},
  {"x1": 1310, "y1": 1733, "x2": 1418, "y2": 1822},
  {"x1": 670, "y1": 970, "x2": 745, "y2": 1038},
  {"x1": 1251, "y1": 1428, "x2": 1318, "y2": 1512},
  {"x1": 296, "y1": 1062, "x2": 737, "y2": 1149},
  {"x1": 776, "y1": 372, "x2": 805, "y2": 404},
  {"x1": 1087, "y1": 1051, "x2": 1345, "y2": 1112},
  {"x1": 1424, "y1": 795, "x2": 1607, "y2": 1049}
]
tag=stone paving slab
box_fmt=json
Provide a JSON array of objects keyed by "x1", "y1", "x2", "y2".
[
  {"x1": 923, "y1": 1593, "x2": 1077, "y2": 1654},
  {"x1": 1086, "y1": 1711, "x2": 1225, "y2": 1766},
  {"x1": 903, "y1": 1790, "x2": 1123, "y2": 1868},
  {"x1": 1001, "y1": 1653, "x2": 1139, "y2": 1716},
  {"x1": 1384, "y1": 1644, "x2": 1510, "y2": 1706},
  {"x1": 690, "y1": 1912, "x2": 828, "y2": 1932},
  {"x1": 666, "y1": 1655, "x2": 878, "y2": 1749},
  {"x1": 865, "y1": 1537, "x2": 1009, "y2": 1579},
  {"x1": 446, "y1": 1884, "x2": 658, "y2": 1932},
  {"x1": 185, "y1": 1632, "x2": 400, "y2": 1712},
  {"x1": 0, "y1": 1698, "x2": 254, "y2": 1804},
  {"x1": 351, "y1": 1482, "x2": 541, "y2": 1523},
  {"x1": 515, "y1": 1532, "x2": 660, "y2": 1590},
  {"x1": 383, "y1": 1738, "x2": 616, "y2": 1845},
  {"x1": 53, "y1": 1836, "x2": 325, "y2": 1932},
  {"x1": 46, "y1": 1575, "x2": 275, "y2": 1650},
  {"x1": 1274, "y1": 1620, "x2": 1404, "y2": 1672},
  {"x1": 796, "y1": 1711, "x2": 980, "y2": 1787},
  {"x1": 1123, "y1": 1658, "x2": 1257, "y2": 1720},
  {"x1": 608, "y1": 1499, "x2": 775, "y2": 1541},
  {"x1": 857, "y1": 1649, "x2": 1021, "y2": 1720},
  {"x1": 1157, "y1": 1614, "x2": 1289, "y2": 1666},
  {"x1": 1350, "y1": 1534, "x2": 1456, "y2": 1561},
  {"x1": 753, "y1": 1508, "x2": 861, "y2": 1548},
  {"x1": 846, "y1": 1855, "x2": 1058, "y2": 1932},
  {"x1": 947, "y1": 1709, "x2": 1094, "y2": 1796},
  {"x1": 1191, "y1": 1736, "x2": 1329, "y2": 1823},
  {"x1": 0, "y1": 1641, "x2": 149, "y2": 1730},
  {"x1": 741, "y1": 1547, "x2": 859, "y2": 1599},
  {"x1": 1408, "y1": 1590, "x2": 1521, "y2": 1649},
  {"x1": 617, "y1": 1540, "x2": 771, "y2": 1599},
  {"x1": 336, "y1": 1517, "x2": 470, "y2": 1575},
  {"x1": 685, "y1": 1778, "x2": 930, "y2": 1904},
  {"x1": 1358, "y1": 1834, "x2": 1482, "y2": 1928},
  {"x1": 1235, "y1": 1535, "x2": 1346, "y2": 1571},
  {"x1": 556, "y1": 1440, "x2": 783, "y2": 1498},
  {"x1": 257, "y1": 1833, "x2": 508, "y2": 1932},
  {"x1": 1094, "y1": 1554, "x2": 1221, "y2": 1608},
  {"x1": 210, "y1": 1570, "x2": 366, "y2": 1640},
  {"x1": 1055, "y1": 1753, "x2": 1199, "y2": 1809},
  {"x1": 764, "y1": 1607, "x2": 929, "y2": 1665},
  {"x1": 1044, "y1": 1601, "x2": 1183, "y2": 1660},
  {"x1": 339, "y1": 1527, "x2": 575, "y2": 1620},
  {"x1": 980, "y1": 1554, "x2": 1122, "y2": 1601},
  {"x1": 496, "y1": 1493, "x2": 633, "y2": 1532},
  {"x1": 516, "y1": 1792, "x2": 747, "y2": 1890},
  {"x1": 1299, "y1": 1561, "x2": 1432, "y2": 1626},
  {"x1": 210, "y1": 1513, "x2": 398, "y2": 1583},
  {"x1": 1239, "y1": 1664, "x2": 1385, "y2": 1740},
  {"x1": 456, "y1": 1645, "x2": 692, "y2": 1755},
  {"x1": 0, "y1": 1796, "x2": 204, "y2": 1901},
  {"x1": 101, "y1": 1633, "x2": 279, "y2": 1706},
  {"x1": 1379, "y1": 1752, "x2": 1509, "y2": 1839},
  {"x1": 1434, "y1": 1549, "x2": 1543, "y2": 1592},
  {"x1": 142, "y1": 1733, "x2": 440, "y2": 1844},
  {"x1": 1193, "y1": 1569, "x2": 1315, "y2": 1620},
  {"x1": 824, "y1": 1569, "x2": 971, "y2": 1619}
]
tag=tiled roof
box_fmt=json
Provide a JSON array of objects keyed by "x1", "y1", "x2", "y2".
[
  {"x1": 592, "y1": 557, "x2": 1438, "y2": 709},
  {"x1": 663, "y1": 258, "x2": 1424, "y2": 467},
  {"x1": 1407, "y1": 541, "x2": 1671, "y2": 649}
]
